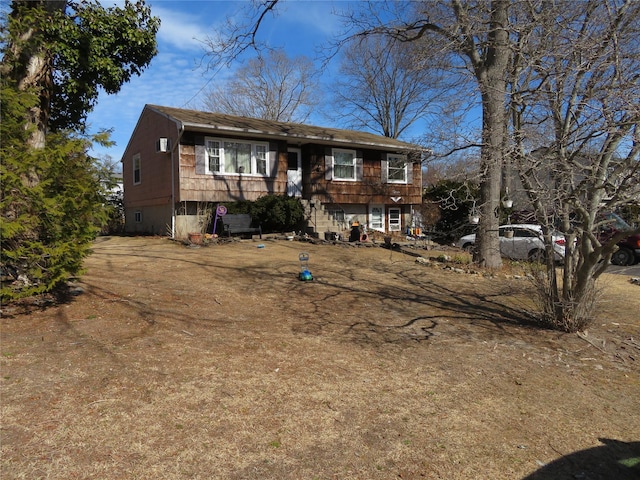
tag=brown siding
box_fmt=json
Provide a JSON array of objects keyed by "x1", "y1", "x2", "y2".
[
  {"x1": 122, "y1": 109, "x2": 178, "y2": 210},
  {"x1": 305, "y1": 146, "x2": 422, "y2": 205},
  {"x1": 177, "y1": 140, "x2": 288, "y2": 203}
]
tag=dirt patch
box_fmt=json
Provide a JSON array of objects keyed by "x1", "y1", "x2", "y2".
[{"x1": 2, "y1": 236, "x2": 639, "y2": 479}]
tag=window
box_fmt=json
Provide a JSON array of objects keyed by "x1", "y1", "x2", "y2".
[
  {"x1": 133, "y1": 154, "x2": 141, "y2": 185},
  {"x1": 327, "y1": 208, "x2": 346, "y2": 225},
  {"x1": 386, "y1": 154, "x2": 407, "y2": 183},
  {"x1": 332, "y1": 148, "x2": 357, "y2": 180},
  {"x1": 134, "y1": 211, "x2": 142, "y2": 223},
  {"x1": 255, "y1": 144, "x2": 267, "y2": 175},
  {"x1": 205, "y1": 137, "x2": 269, "y2": 175},
  {"x1": 206, "y1": 140, "x2": 220, "y2": 172}
]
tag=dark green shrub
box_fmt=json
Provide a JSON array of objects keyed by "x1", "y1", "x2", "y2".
[
  {"x1": 250, "y1": 195, "x2": 305, "y2": 233},
  {"x1": 1, "y1": 84, "x2": 107, "y2": 302}
]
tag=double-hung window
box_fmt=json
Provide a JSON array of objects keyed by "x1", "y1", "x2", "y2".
[
  {"x1": 332, "y1": 148, "x2": 357, "y2": 180},
  {"x1": 205, "y1": 137, "x2": 270, "y2": 175},
  {"x1": 206, "y1": 140, "x2": 221, "y2": 172},
  {"x1": 386, "y1": 154, "x2": 407, "y2": 183}
]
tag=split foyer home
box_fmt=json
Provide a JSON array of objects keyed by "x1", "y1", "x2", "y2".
[{"x1": 121, "y1": 105, "x2": 425, "y2": 239}]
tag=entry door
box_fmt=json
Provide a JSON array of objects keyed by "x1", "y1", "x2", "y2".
[
  {"x1": 287, "y1": 148, "x2": 302, "y2": 197},
  {"x1": 369, "y1": 205, "x2": 385, "y2": 232},
  {"x1": 388, "y1": 207, "x2": 402, "y2": 232}
]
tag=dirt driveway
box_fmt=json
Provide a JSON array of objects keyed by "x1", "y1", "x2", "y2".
[{"x1": 1, "y1": 236, "x2": 639, "y2": 479}]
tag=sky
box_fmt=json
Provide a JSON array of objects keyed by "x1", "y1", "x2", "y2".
[{"x1": 87, "y1": 0, "x2": 348, "y2": 168}]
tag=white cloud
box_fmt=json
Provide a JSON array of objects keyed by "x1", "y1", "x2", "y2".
[{"x1": 153, "y1": 5, "x2": 212, "y2": 52}]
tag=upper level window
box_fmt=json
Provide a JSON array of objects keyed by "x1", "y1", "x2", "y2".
[
  {"x1": 205, "y1": 137, "x2": 269, "y2": 175},
  {"x1": 387, "y1": 154, "x2": 407, "y2": 183},
  {"x1": 332, "y1": 148, "x2": 357, "y2": 180},
  {"x1": 133, "y1": 153, "x2": 141, "y2": 185}
]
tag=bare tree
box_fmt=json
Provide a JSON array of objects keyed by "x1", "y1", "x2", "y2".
[
  {"x1": 330, "y1": 1, "x2": 510, "y2": 268},
  {"x1": 201, "y1": 0, "x2": 639, "y2": 331},
  {"x1": 331, "y1": 35, "x2": 445, "y2": 139},
  {"x1": 508, "y1": 0, "x2": 640, "y2": 331},
  {"x1": 201, "y1": 50, "x2": 319, "y2": 123}
]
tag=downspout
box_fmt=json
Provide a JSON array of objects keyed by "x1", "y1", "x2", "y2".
[{"x1": 170, "y1": 123, "x2": 185, "y2": 239}]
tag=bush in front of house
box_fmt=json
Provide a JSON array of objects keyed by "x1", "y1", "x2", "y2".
[
  {"x1": 250, "y1": 195, "x2": 305, "y2": 233},
  {"x1": 216, "y1": 195, "x2": 305, "y2": 234}
]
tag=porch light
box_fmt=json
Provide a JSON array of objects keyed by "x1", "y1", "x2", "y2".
[{"x1": 502, "y1": 188, "x2": 513, "y2": 209}]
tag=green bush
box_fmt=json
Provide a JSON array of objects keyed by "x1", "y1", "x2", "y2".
[
  {"x1": 250, "y1": 195, "x2": 305, "y2": 233},
  {"x1": 1, "y1": 84, "x2": 107, "y2": 303}
]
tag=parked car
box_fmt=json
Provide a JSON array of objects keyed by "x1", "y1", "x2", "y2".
[
  {"x1": 601, "y1": 213, "x2": 640, "y2": 266},
  {"x1": 457, "y1": 224, "x2": 566, "y2": 262}
]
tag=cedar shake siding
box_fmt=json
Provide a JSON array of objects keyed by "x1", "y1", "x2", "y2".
[{"x1": 121, "y1": 105, "x2": 425, "y2": 238}]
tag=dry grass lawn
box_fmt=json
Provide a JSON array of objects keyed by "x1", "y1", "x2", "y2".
[{"x1": 1, "y1": 235, "x2": 639, "y2": 479}]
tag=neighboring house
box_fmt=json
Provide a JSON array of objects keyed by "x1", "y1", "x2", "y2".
[{"x1": 121, "y1": 105, "x2": 425, "y2": 239}]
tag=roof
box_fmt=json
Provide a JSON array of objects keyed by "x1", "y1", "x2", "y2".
[{"x1": 147, "y1": 105, "x2": 423, "y2": 152}]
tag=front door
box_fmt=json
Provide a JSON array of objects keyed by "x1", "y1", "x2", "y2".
[
  {"x1": 369, "y1": 205, "x2": 385, "y2": 232},
  {"x1": 287, "y1": 148, "x2": 302, "y2": 197},
  {"x1": 388, "y1": 207, "x2": 402, "y2": 232}
]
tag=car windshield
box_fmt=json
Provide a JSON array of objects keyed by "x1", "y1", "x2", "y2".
[{"x1": 603, "y1": 213, "x2": 632, "y2": 231}]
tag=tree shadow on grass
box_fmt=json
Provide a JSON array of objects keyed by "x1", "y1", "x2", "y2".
[{"x1": 522, "y1": 438, "x2": 640, "y2": 480}]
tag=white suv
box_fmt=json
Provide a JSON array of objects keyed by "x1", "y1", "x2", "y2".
[{"x1": 457, "y1": 224, "x2": 566, "y2": 262}]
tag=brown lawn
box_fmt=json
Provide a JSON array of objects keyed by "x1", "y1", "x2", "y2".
[{"x1": 1, "y1": 235, "x2": 639, "y2": 479}]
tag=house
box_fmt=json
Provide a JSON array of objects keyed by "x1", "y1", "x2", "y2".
[{"x1": 121, "y1": 105, "x2": 425, "y2": 239}]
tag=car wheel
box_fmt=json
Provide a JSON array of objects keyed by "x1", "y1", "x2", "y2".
[
  {"x1": 462, "y1": 242, "x2": 474, "y2": 252},
  {"x1": 528, "y1": 249, "x2": 546, "y2": 263},
  {"x1": 611, "y1": 247, "x2": 634, "y2": 266}
]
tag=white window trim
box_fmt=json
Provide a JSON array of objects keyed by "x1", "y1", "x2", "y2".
[
  {"x1": 204, "y1": 136, "x2": 269, "y2": 176},
  {"x1": 386, "y1": 154, "x2": 407, "y2": 184},
  {"x1": 133, "y1": 153, "x2": 141, "y2": 185},
  {"x1": 332, "y1": 148, "x2": 358, "y2": 181}
]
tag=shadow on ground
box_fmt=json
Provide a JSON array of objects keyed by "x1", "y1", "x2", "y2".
[{"x1": 522, "y1": 438, "x2": 640, "y2": 480}]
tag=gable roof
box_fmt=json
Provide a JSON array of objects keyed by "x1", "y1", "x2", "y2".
[{"x1": 147, "y1": 105, "x2": 423, "y2": 153}]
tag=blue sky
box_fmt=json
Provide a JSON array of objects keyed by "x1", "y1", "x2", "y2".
[{"x1": 88, "y1": 0, "x2": 347, "y2": 168}]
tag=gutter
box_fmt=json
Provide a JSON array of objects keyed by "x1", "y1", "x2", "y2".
[
  {"x1": 170, "y1": 123, "x2": 185, "y2": 239},
  {"x1": 180, "y1": 122, "x2": 422, "y2": 153}
]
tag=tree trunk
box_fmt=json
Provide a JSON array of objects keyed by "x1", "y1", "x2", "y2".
[
  {"x1": 5, "y1": 0, "x2": 66, "y2": 149},
  {"x1": 471, "y1": 0, "x2": 510, "y2": 269}
]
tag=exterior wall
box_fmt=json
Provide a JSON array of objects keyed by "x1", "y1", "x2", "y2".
[
  {"x1": 175, "y1": 214, "x2": 204, "y2": 239},
  {"x1": 303, "y1": 145, "x2": 422, "y2": 206},
  {"x1": 302, "y1": 144, "x2": 422, "y2": 235},
  {"x1": 122, "y1": 106, "x2": 423, "y2": 238},
  {"x1": 124, "y1": 204, "x2": 172, "y2": 235},
  {"x1": 122, "y1": 108, "x2": 180, "y2": 234},
  {"x1": 177, "y1": 133, "x2": 288, "y2": 203}
]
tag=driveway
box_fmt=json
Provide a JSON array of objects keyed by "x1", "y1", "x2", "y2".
[{"x1": 607, "y1": 262, "x2": 640, "y2": 276}]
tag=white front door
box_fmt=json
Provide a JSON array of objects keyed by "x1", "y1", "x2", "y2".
[
  {"x1": 287, "y1": 148, "x2": 302, "y2": 197},
  {"x1": 388, "y1": 208, "x2": 402, "y2": 232},
  {"x1": 369, "y1": 205, "x2": 385, "y2": 232}
]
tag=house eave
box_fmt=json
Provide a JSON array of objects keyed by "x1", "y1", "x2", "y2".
[{"x1": 182, "y1": 122, "x2": 420, "y2": 153}]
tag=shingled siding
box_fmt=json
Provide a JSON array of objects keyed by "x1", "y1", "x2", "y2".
[
  {"x1": 177, "y1": 141, "x2": 288, "y2": 203},
  {"x1": 303, "y1": 145, "x2": 422, "y2": 206}
]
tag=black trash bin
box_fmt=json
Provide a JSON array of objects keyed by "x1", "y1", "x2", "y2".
[{"x1": 349, "y1": 223, "x2": 361, "y2": 242}]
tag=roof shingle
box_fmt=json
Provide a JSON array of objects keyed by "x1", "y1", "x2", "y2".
[{"x1": 148, "y1": 104, "x2": 422, "y2": 152}]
